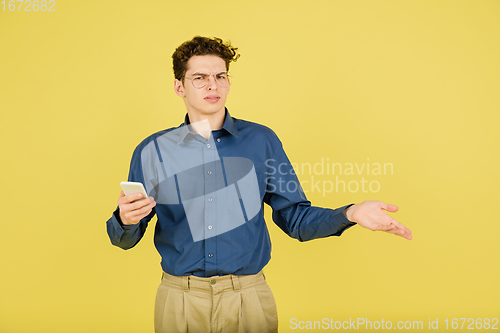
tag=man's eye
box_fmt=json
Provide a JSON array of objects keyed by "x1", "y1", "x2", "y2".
[
  {"x1": 193, "y1": 76, "x2": 204, "y2": 80},
  {"x1": 217, "y1": 75, "x2": 227, "y2": 80}
]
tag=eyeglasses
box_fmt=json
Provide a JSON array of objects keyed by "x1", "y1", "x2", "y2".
[{"x1": 183, "y1": 71, "x2": 232, "y2": 89}]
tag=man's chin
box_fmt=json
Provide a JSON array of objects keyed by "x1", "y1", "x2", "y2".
[{"x1": 197, "y1": 106, "x2": 225, "y2": 116}]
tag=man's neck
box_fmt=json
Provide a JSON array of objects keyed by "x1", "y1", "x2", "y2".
[{"x1": 187, "y1": 109, "x2": 225, "y2": 140}]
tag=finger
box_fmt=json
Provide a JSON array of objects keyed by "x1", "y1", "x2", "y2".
[
  {"x1": 118, "y1": 192, "x2": 145, "y2": 205},
  {"x1": 381, "y1": 214, "x2": 408, "y2": 231},
  {"x1": 389, "y1": 227, "x2": 413, "y2": 240},
  {"x1": 392, "y1": 222, "x2": 412, "y2": 237},
  {"x1": 384, "y1": 228, "x2": 402, "y2": 236},
  {"x1": 386, "y1": 222, "x2": 412, "y2": 240},
  {"x1": 129, "y1": 196, "x2": 156, "y2": 211},
  {"x1": 124, "y1": 200, "x2": 156, "y2": 221},
  {"x1": 119, "y1": 197, "x2": 153, "y2": 219},
  {"x1": 372, "y1": 223, "x2": 396, "y2": 231},
  {"x1": 381, "y1": 202, "x2": 399, "y2": 213},
  {"x1": 398, "y1": 225, "x2": 412, "y2": 240},
  {"x1": 383, "y1": 227, "x2": 411, "y2": 240},
  {"x1": 129, "y1": 196, "x2": 155, "y2": 210}
]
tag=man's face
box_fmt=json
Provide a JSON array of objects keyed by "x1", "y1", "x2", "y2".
[{"x1": 175, "y1": 55, "x2": 230, "y2": 118}]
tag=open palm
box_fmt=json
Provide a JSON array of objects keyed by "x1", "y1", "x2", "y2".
[{"x1": 345, "y1": 200, "x2": 412, "y2": 240}]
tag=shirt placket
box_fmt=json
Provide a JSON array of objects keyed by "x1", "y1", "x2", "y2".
[{"x1": 203, "y1": 139, "x2": 218, "y2": 276}]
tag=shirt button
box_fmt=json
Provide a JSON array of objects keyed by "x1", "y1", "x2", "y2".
[
  {"x1": 207, "y1": 170, "x2": 212, "y2": 175},
  {"x1": 208, "y1": 225, "x2": 213, "y2": 230},
  {"x1": 208, "y1": 198, "x2": 213, "y2": 202},
  {"x1": 217, "y1": 138, "x2": 221, "y2": 142},
  {"x1": 208, "y1": 253, "x2": 214, "y2": 258},
  {"x1": 211, "y1": 279, "x2": 216, "y2": 285},
  {"x1": 206, "y1": 143, "x2": 211, "y2": 148}
]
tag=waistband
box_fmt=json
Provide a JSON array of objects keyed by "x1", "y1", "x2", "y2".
[{"x1": 161, "y1": 270, "x2": 266, "y2": 292}]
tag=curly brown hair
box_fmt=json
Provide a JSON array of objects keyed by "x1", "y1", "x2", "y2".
[{"x1": 172, "y1": 36, "x2": 240, "y2": 81}]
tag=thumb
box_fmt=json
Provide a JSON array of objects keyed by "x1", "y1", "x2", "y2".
[{"x1": 381, "y1": 202, "x2": 399, "y2": 213}]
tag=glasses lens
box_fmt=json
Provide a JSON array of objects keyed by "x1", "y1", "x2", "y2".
[
  {"x1": 215, "y1": 72, "x2": 231, "y2": 87},
  {"x1": 192, "y1": 74, "x2": 208, "y2": 89}
]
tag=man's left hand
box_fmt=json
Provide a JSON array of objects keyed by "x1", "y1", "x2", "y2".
[{"x1": 344, "y1": 200, "x2": 412, "y2": 240}]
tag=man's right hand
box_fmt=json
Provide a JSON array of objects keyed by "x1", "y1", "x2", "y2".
[{"x1": 118, "y1": 190, "x2": 156, "y2": 225}]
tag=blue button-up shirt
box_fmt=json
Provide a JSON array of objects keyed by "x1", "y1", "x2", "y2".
[{"x1": 106, "y1": 109, "x2": 356, "y2": 277}]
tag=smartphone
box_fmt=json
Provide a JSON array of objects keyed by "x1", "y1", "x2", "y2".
[{"x1": 120, "y1": 181, "x2": 148, "y2": 201}]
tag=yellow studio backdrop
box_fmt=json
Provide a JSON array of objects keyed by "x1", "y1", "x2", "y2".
[{"x1": 1, "y1": 0, "x2": 499, "y2": 332}]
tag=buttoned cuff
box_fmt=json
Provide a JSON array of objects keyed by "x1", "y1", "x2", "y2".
[
  {"x1": 333, "y1": 203, "x2": 357, "y2": 235},
  {"x1": 108, "y1": 208, "x2": 141, "y2": 242},
  {"x1": 342, "y1": 203, "x2": 356, "y2": 223}
]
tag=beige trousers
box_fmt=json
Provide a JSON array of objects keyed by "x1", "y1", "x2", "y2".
[{"x1": 154, "y1": 270, "x2": 279, "y2": 333}]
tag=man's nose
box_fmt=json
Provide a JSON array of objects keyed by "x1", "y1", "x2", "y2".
[{"x1": 206, "y1": 74, "x2": 218, "y2": 90}]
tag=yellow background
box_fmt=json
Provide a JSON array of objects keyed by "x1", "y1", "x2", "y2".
[{"x1": 1, "y1": 0, "x2": 499, "y2": 332}]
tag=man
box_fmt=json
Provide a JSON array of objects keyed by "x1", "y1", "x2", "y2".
[{"x1": 106, "y1": 36, "x2": 412, "y2": 333}]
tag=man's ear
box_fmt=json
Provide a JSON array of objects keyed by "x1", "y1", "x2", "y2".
[{"x1": 174, "y1": 79, "x2": 185, "y2": 97}]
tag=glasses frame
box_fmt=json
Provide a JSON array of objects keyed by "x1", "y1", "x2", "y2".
[{"x1": 183, "y1": 71, "x2": 232, "y2": 89}]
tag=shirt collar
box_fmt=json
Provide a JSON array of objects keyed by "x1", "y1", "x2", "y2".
[{"x1": 176, "y1": 108, "x2": 240, "y2": 144}]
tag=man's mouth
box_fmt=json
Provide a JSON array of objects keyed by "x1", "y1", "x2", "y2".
[{"x1": 204, "y1": 96, "x2": 220, "y2": 103}]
